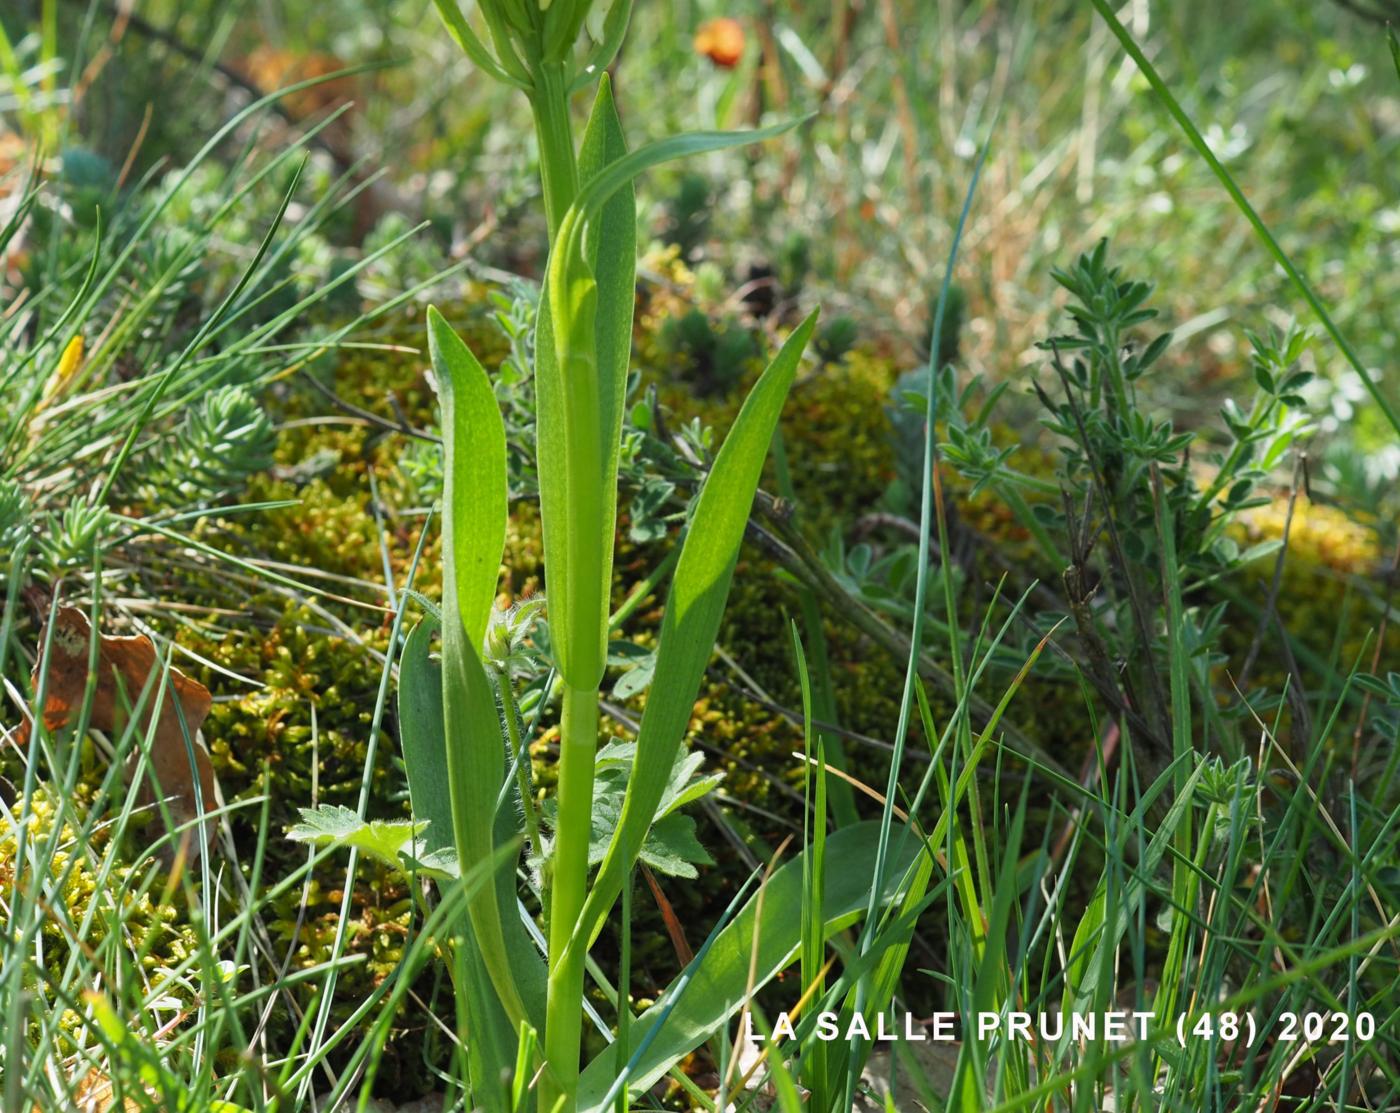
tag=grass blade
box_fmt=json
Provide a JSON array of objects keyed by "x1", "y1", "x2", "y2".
[{"x1": 1088, "y1": 0, "x2": 1400, "y2": 440}]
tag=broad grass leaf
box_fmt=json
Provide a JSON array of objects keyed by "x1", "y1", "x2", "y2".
[
  {"x1": 575, "y1": 820, "x2": 921, "y2": 1112},
  {"x1": 398, "y1": 619, "x2": 548, "y2": 1029}
]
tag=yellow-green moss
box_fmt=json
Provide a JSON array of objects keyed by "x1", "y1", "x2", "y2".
[
  {"x1": 1226, "y1": 496, "x2": 1398, "y2": 724},
  {"x1": 0, "y1": 785, "x2": 204, "y2": 1033}
]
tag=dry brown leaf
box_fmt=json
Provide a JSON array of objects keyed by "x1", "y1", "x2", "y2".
[
  {"x1": 32, "y1": 1067, "x2": 144, "y2": 1113},
  {"x1": 641, "y1": 863, "x2": 694, "y2": 967},
  {"x1": 20, "y1": 606, "x2": 219, "y2": 853}
]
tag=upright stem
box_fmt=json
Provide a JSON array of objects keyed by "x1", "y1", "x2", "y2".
[
  {"x1": 543, "y1": 682, "x2": 599, "y2": 1111},
  {"x1": 528, "y1": 48, "x2": 592, "y2": 1113},
  {"x1": 531, "y1": 59, "x2": 580, "y2": 239},
  {"x1": 499, "y1": 674, "x2": 542, "y2": 870}
]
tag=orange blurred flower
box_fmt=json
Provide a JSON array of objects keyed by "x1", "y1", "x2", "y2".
[{"x1": 694, "y1": 18, "x2": 745, "y2": 68}]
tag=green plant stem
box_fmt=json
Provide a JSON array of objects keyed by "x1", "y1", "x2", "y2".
[
  {"x1": 530, "y1": 60, "x2": 581, "y2": 239},
  {"x1": 544, "y1": 682, "x2": 600, "y2": 1111},
  {"x1": 526, "y1": 58, "x2": 596, "y2": 1113},
  {"x1": 500, "y1": 673, "x2": 542, "y2": 871}
]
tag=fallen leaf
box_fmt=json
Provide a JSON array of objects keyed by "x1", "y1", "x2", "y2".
[{"x1": 20, "y1": 606, "x2": 219, "y2": 854}]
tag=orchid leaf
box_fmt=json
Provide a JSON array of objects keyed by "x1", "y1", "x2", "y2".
[
  {"x1": 427, "y1": 306, "x2": 507, "y2": 649},
  {"x1": 398, "y1": 616, "x2": 548, "y2": 1030},
  {"x1": 569, "y1": 311, "x2": 818, "y2": 959},
  {"x1": 576, "y1": 820, "x2": 925, "y2": 1112}
]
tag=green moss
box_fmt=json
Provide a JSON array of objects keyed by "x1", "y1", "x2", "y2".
[{"x1": 0, "y1": 784, "x2": 205, "y2": 1034}]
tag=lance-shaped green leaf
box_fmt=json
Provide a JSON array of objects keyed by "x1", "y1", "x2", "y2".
[
  {"x1": 425, "y1": 307, "x2": 530, "y2": 1031},
  {"x1": 532, "y1": 237, "x2": 599, "y2": 692},
  {"x1": 428, "y1": 306, "x2": 507, "y2": 648},
  {"x1": 325, "y1": 649, "x2": 531, "y2": 1113},
  {"x1": 399, "y1": 618, "x2": 455, "y2": 857},
  {"x1": 579, "y1": 74, "x2": 635, "y2": 658},
  {"x1": 399, "y1": 617, "x2": 548, "y2": 1020},
  {"x1": 574, "y1": 820, "x2": 923, "y2": 1113},
  {"x1": 398, "y1": 616, "x2": 548, "y2": 1098},
  {"x1": 565, "y1": 311, "x2": 818, "y2": 963},
  {"x1": 535, "y1": 114, "x2": 808, "y2": 690},
  {"x1": 441, "y1": 586, "x2": 532, "y2": 1032}
]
